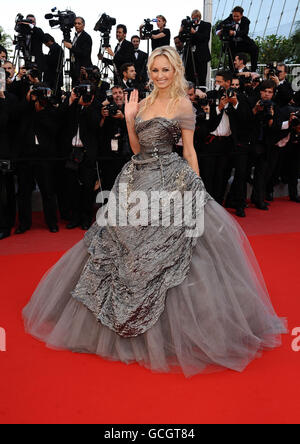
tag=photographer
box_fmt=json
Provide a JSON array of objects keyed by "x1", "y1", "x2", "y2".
[
  {"x1": 131, "y1": 35, "x2": 148, "y2": 85},
  {"x1": 105, "y1": 25, "x2": 135, "y2": 83},
  {"x1": 43, "y1": 34, "x2": 64, "y2": 91},
  {"x1": 266, "y1": 63, "x2": 294, "y2": 107},
  {"x1": 204, "y1": 71, "x2": 253, "y2": 209},
  {"x1": 16, "y1": 84, "x2": 59, "y2": 234},
  {"x1": 250, "y1": 80, "x2": 282, "y2": 210},
  {"x1": 99, "y1": 86, "x2": 132, "y2": 190},
  {"x1": 217, "y1": 6, "x2": 259, "y2": 72},
  {"x1": 20, "y1": 15, "x2": 46, "y2": 74},
  {"x1": 64, "y1": 17, "x2": 93, "y2": 86},
  {"x1": 0, "y1": 84, "x2": 19, "y2": 240},
  {"x1": 186, "y1": 82, "x2": 217, "y2": 167},
  {"x1": 63, "y1": 82, "x2": 101, "y2": 230},
  {"x1": 140, "y1": 15, "x2": 171, "y2": 51},
  {"x1": 180, "y1": 10, "x2": 212, "y2": 87},
  {"x1": 80, "y1": 66, "x2": 110, "y2": 106}
]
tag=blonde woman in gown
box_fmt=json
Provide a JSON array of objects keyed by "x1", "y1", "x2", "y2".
[{"x1": 23, "y1": 47, "x2": 287, "y2": 377}]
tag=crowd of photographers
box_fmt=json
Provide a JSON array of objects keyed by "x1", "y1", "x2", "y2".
[{"x1": 0, "y1": 6, "x2": 299, "y2": 240}]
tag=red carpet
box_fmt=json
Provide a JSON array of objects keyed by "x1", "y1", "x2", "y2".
[{"x1": 0, "y1": 198, "x2": 300, "y2": 424}]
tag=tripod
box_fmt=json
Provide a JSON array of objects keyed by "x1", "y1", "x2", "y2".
[
  {"x1": 218, "y1": 40, "x2": 235, "y2": 71},
  {"x1": 183, "y1": 39, "x2": 200, "y2": 87},
  {"x1": 53, "y1": 41, "x2": 72, "y2": 96},
  {"x1": 12, "y1": 35, "x2": 32, "y2": 71}
]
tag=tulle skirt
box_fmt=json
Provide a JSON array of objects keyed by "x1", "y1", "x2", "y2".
[{"x1": 23, "y1": 200, "x2": 287, "y2": 377}]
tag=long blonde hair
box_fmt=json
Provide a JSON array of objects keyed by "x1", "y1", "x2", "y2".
[{"x1": 139, "y1": 46, "x2": 188, "y2": 116}]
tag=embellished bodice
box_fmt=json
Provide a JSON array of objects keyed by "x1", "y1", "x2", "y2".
[{"x1": 134, "y1": 117, "x2": 183, "y2": 160}]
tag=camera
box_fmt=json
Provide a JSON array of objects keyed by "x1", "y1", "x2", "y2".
[
  {"x1": 291, "y1": 110, "x2": 300, "y2": 128},
  {"x1": 14, "y1": 13, "x2": 33, "y2": 36},
  {"x1": 31, "y1": 84, "x2": 52, "y2": 107},
  {"x1": 94, "y1": 13, "x2": 117, "y2": 47},
  {"x1": 45, "y1": 8, "x2": 76, "y2": 42},
  {"x1": 105, "y1": 90, "x2": 119, "y2": 117},
  {"x1": 220, "y1": 22, "x2": 236, "y2": 41},
  {"x1": 179, "y1": 16, "x2": 198, "y2": 42},
  {"x1": 259, "y1": 99, "x2": 274, "y2": 122},
  {"x1": 266, "y1": 62, "x2": 279, "y2": 79},
  {"x1": 74, "y1": 83, "x2": 95, "y2": 103},
  {"x1": 140, "y1": 19, "x2": 157, "y2": 39},
  {"x1": 226, "y1": 87, "x2": 236, "y2": 99}
]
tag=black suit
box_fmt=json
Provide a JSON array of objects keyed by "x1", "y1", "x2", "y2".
[
  {"x1": 184, "y1": 21, "x2": 211, "y2": 86},
  {"x1": 134, "y1": 49, "x2": 148, "y2": 84},
  {"x1": 44, "y1": 42, "x2": 64, "y2": 90},
  {"x1": 0, "y1": 92, "x2": 19, "y2": 235},
  {"x1": 201, "y1": 92, "x2": 252, "y2": 204},
  {"x1": 17, "y1": 102, "x2": 59, "y2": 230},
  {"x1": 64, "y1": 99, "x2": 101, "y2": 225},
  {"x1": 218, "y1": 16, "x2": 259, "y2": 71},
  {"x1": 70, "y1": 31, "x2": 93, "y2": 85},
  {"x1": 114, "y1": 40, "x2": 135, "y2": 80},
  {"x1": 274, "y1": 79, "x2": 294, "y2": 107}
]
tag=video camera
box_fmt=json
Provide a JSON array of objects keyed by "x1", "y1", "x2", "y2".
[
  {"x1": 180, "y1": 16, "x2": 198, "y2": 43},
  {"x1": 45, "y1": 8, "x2": 76, "y2": 42},
  {"x1": 140, "y1": 19, "x2": 157, "y2": 39},
  {"x1": 220, "y1": 21, "x2": 236, "y2": 41},
  {"x1": 14, "y1": 13, "x2": 33, "y2": 36},
  {"x1": 94, "y1": 13, "x2": 117, "y2": 47},
  {"x1": 104, "y1": 90, "x2": 119, "y2": 117}
]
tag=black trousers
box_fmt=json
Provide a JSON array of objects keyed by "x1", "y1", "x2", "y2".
[
  {"x1": 265, "y1": 146, "x2": 282, "y2": 195},
  {"x1": 226, "y1": 144, "x2": 250, "y2": 208},
  {"x1": 198, "y1": 136, "x2": 232, "y2": 205},
  {"x1": 0, "y1": 170, "x2": 16, "y2": 233},
  {"x1": 185, "y1": 52, "x2": 209, "y2": 87},
  {"x1": 285, "y1": 141, "x2": 300, "y2": 198},
  {"x1": 66, "y1": 159, "x2": 97, "y2": 225},
  {"x1": 17, "y1": 160, "x2": 58, "y2": 229},
  {"x1": 54, "y1": 160, "x2": 72, "y2": 221},
  {"x1": 250, "y1": 143, "x2": 268, "y2": 205},
  {"x1": 229, "y1": 39, "x2": 259, "y2": 72}
]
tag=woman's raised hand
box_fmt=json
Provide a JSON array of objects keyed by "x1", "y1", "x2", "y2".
[{"x1": 125, "y1": 89, "x2": 139, "y2": 121}]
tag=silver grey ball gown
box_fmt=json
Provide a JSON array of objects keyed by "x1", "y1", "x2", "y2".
[{"x1": 23, "y1": 111, "x2": 287, "y2": 377}]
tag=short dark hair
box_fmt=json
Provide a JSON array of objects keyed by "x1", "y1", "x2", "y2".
[
  {"x1": 75, "y1": 17, "x2": 85, "y2": 25},
  {"x1": 0, "y1": 45, "x2": 7, "y2": 57},
  {"x1": 131, "y1": 35, "x2": 140, "y2": 42},
  {"x1": 232, "y1": 6, "x2": 244, "y2": 14},
  {"x1": 121, "y1": 63, "x2": 135, "y2": 75},
  {"x1": 117, "y1": 24, "x2": 127, "y2": 34},
  {"x1": 44, "y1": 34, "x2": 55, "y2": 44},
  {"x1": 216, "y1": 71, "x2": 233, "y2": 83},
  {"x1": 260, "y1": 80, "x2": 276, "y2": 92},
  {"x1": 112, "y1": 85, "x2": 124, "y2": 92},
  {"x1": 235, "y1": 53, "x2": 248, "y2": 65},
  {"x1": 187, "y1": 82, "x2": 195, "y2": 90},
  {"x1": 232, "y1": 75, "x2": 240, "y2": 82}
]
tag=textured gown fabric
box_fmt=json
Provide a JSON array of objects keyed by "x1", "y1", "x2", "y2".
[{"x1": 23, "y1": 112, "x2": 287, "y2": 378}]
